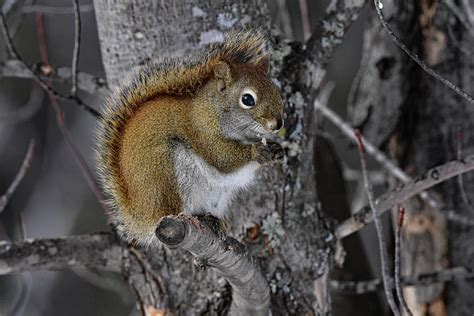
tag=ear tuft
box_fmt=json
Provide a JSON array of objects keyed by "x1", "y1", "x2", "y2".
[
  {"x1": 255, "y1": 57, "x2": 269, "y2": 73},
  {"x1": 214, "y1": 61, "x2": 232, "y2": 80}
]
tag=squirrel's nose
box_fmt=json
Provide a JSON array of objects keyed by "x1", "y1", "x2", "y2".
[{"x1": 266, "y1": 118, "x2": 283, "y2": 132}]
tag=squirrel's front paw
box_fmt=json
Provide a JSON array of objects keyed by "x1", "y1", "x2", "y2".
[{"x1": 254, "y1": 141, "x2": 284, "y2": 164}]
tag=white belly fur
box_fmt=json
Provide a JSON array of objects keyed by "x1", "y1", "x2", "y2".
[{"x1": 173, "y1": 144, "x2": 259, "y2": 218}]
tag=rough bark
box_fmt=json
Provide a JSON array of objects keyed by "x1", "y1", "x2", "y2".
[{"x1": 156, "y1": 215, "x2": 270, "y2": 316}]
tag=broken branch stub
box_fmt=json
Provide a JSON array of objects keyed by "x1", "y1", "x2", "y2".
[{"x1": 156, "y1": 215, "x2": 270, "y2": 316}]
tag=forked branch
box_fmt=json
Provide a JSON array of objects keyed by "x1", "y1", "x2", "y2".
[{"x1": 156, "y1": 215, "x2": 270, "y2": 316}]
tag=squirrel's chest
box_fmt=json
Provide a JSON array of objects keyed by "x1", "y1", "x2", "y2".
[{"x1": 173, "y1": 144, "x2": 259, "y2": 217}]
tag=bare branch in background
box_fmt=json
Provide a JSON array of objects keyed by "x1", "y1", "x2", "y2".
[
  {"x1": 0, "y1": 233, "x2": 122, "y2": 274},
  {"x1": 315, "y1": 102, "x2": 474, "y2": 227},
  {"x1": 20, "y1": 3, "x2": 94, "y2": 15},
  {"x1": 0, "y1": 3, "x2": 19, "y2": 59},
  {"x1": 0, "y1": 140, "x2": 35, "y2": 214},
  {"x1": 331, "y1": 266, "x2": 474, "y2": 294},
  {"x1": 275, "y1": 0, "x2": 293, "y2": 39},
  {"x1": 354, "y1": 129, "x2": 400, "y2": 316},
  {"x1": 0, "y1": 60, "x2": 109, "y2": 97},
  {"x1": 441, "y1": 0, "x2": 473, "y2": 32},
  {"x1": 70, "y1": 0, "x2": 81, "y2": 97},
  {"x1": 394, "y1": 207, "x2": 413, "y2": 316},
  {"x1": 315, "y1": 101, "x2": 410, "y2": 183},
  {"x1": 156, "y1": 215, "x2": 270, "y2": 316},
  {"x1": 35, "y1": 13, "x2": 108, "y2": 213},
  {"x1": 0, "y1": 8, "x2": 101, "y2": 118},
  {"x1": 456, "y1": 128, "x2": 473, "y2": 210},
  {"x1": 373, "y1": 0, "x2": 474, "y2": 104},
  {"x1": 298, "y1": 0, "x2": 311, "y2": 40},
  {"x1": 303, "y1": 0, "x2": 367, "y2": 67},
  {"x1": 336, "y1": 155, "x2": 474, "y2": 239},
  {"x1": 446, "y1": 209, "x2": 474, "y2": 226}
]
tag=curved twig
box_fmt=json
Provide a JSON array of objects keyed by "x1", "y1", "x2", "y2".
[
  {"x1": 355, "y1": 130, "x2": 400, "y2": 316},
  {"x1": 156, "y1": 215, "x2": 270, "y2": 316},
  {"x1": 0, "y1": 8, "x2": 101, "y2": 118},
  {"x1": 373, "y1": 0, "x2": 474, "y2": 104},
  {"x1": 0, "y1": 139, "x2": 35, "y2": 214}
]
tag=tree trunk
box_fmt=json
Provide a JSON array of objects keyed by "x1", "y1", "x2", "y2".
[{"x1": 92, "y1": 1, "x2": 332, "y2": 314}]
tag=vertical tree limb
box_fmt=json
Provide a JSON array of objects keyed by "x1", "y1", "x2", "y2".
[
  {"x1": 0, "y1": 139, "x2": 35, "y2": 214},
  {"x1": 354, "y1": 130, "x2": 401, "y2": 316}
]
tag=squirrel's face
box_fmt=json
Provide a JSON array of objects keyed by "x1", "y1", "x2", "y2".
[{"x1": 212, "y1": 61, "x2": 284, "y2": 144}]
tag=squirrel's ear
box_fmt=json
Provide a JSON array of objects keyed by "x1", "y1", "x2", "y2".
[
  {"x1": 214, "y1": 61, "x2": 232, "y2": 80},
  {"x1": 255, "y1": 57, "x2": 269, "y2": 73},
  {"x1": 214, "y1": 61, "x2": 232, "y2": 91}
]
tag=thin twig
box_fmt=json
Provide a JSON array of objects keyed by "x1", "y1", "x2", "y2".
[
  {"x1": 395, "y1": 207, "x2": 413, "y2": 316},
  {"x1": 456, "y1": 128, "x2": 473, "y2": 210},
  {"x1": 298, "y1": 0, "x2": 311, "y2": 40},
  {"x1": 70, "y1": 0, "x2": 80, "y2": 97},
  {"x1": 315, "y1": 102, "x2": 474, "y2": 227},
  {"x1": 0, "y1": 139, "x2": 35, "y2": 214},
  {"x1": 20, "y1": 3, "x2": 94, "y2": 15},
  {"x1": 445, "y1": 209, "x2": 474, "y2": 226},
  {"x1": 276, "y1": 0, "x2": 293, "y2": 39},
  {"x1": 315, "y1": 101, "x2": 410, "y2": 183},
  {"x1": 0, "y1": 8, "x2": 101, "y2": 118},
  {"x1": 354, "y1": 129, "x2": 401, "y2": 316},
  {"x1": 442, "y1": 0, "x2": 472, "y2": 31},
  {"x1": 0, "y1": 60, "x2": 109, "y2": 97},
  {"x1": 0, "y1": 5, "x2": 18, "y2": 59},
  {"x1": 36, "y1": 13, "x2": 109, "y2": 213},
  {"x1": 331, "y1": 266, "x2": 474, "y2": 294},
  {"x1": 373, "y1": 0, "x2": 474, "y2": 104},
  {"x1": 336, "y1": 155, "x2": 474, "y2": 238}
]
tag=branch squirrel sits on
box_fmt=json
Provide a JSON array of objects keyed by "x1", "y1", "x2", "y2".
[{"x1": 96, "y1": 30, "x2": 284, "y2": 245}]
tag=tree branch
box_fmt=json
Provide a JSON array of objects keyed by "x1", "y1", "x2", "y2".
[
  {"x1": 336, "y1": 154, "x2": 474, "y2": 239},
  {"x1": 20, "y1": 3, "x2": 94, "y2": 15},
  {"x1": 0, "y1": 139, "x2": 35, "y2": 213},
  {"x1": 303, "y1": 0, "x2": 367, "y2": 67},
  {"x1": 331, "y1": 266, "x2": 474, "y2": 294},
  {"x1": 70, "y1": 0, "x2": 81, "y2": 97},
  {"x1": 156, "y1": 215, "x2": 270, "y2": 316},
  {"x1": 0, "y1": 233, "x2": 122, "y2": 274},
  {"x1": 354, "y1": 129, "x2": 400, "y2": 316},
  {"x1": 0, "y1": 8, "x2": 101, "y2": 118},
  {"x1": 373, "y1": 0, "x2": 474, "y2": 104},
  {"x1": 395, "y1": 207, "x2": 413, "y2": 316},
  {"x1": 315, "y1": 101, "x2": 410, "y2": 183},
  {"x1": 0, "y1": 60, "x2": 108, "y2": 97}
]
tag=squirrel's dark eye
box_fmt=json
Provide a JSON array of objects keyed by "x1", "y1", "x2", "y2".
[
  {"x1": 242, "y1": 94, "x2": 255, "y2": 107},
  {"x1": 239, "y1": 89, "x2": 257, "y2": 109}
]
